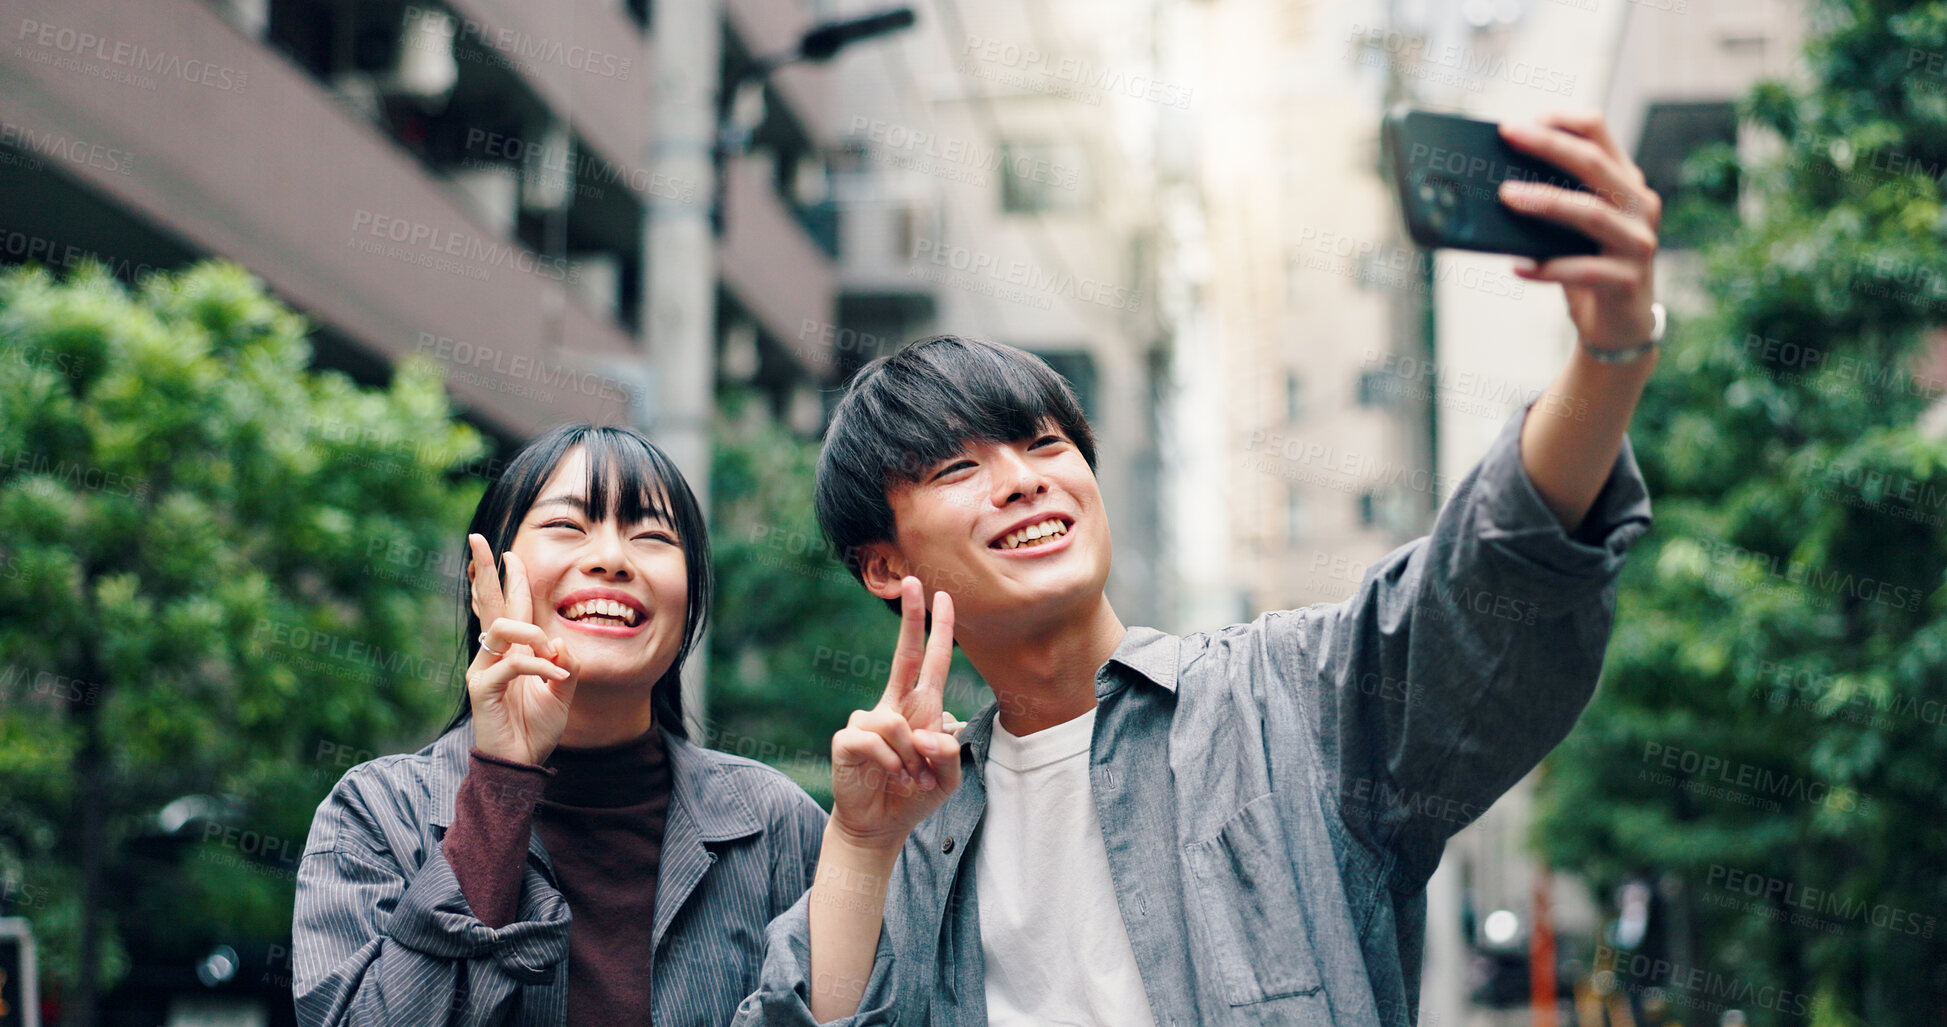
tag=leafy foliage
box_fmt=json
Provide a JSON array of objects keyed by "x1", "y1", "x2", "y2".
[
  {"x1": 1532, "y1": 2, "x2": 1947, "y2": 1022},
  {"x1": 0, "y1": 261, "x2": 482, "y2": 1000}
]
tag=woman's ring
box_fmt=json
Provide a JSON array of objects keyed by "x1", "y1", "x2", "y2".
[{"x1": 478, "y1": 632, "x2": 507, "y2": 657}]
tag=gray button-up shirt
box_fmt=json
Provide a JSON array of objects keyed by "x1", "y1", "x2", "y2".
[
  {"x1": 294, "y1": 723, "x2": 827, "y2": 1026},
  {"x1": 733, "y1": 399, "x2": 1652, "y2": 1026}
]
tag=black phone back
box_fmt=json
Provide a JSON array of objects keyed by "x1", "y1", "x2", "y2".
[{"x1": 1382, "y1": 106, "x2": 1600, "y2": 260}]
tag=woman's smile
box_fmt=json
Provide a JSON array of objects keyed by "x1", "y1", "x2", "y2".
[{"x1": 554, "y1": 587, "x2": 652, "y2": 637}]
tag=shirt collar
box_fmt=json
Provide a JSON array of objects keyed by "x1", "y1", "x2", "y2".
[
  {"x1": 427, "y1": 723, "x2": 473, "y2": 827},
  {"x1": 959, "y1": 625, "x2": 1181, "y2": 764},
  {"x1": 662, "y1": 729, "x2": 764, "y2": 842},
  {"x1": 1102, "y1": 625, "x2": 1181, "y2": 695}
]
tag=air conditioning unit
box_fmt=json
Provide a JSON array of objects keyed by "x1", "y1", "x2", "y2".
[
  {"x1": 329, "y1": 8, "x2": 458, "y2": 119},
  {"x1": 388, "y1": 7, "x2": 459, "y2": 104},
  {"x1": 447, "y1": 164, "x2": 521, "y2": 236},
  {"x1": 522, "y1": 121, "x2": 573, "y2": 213},
  {"x1": 210, "y1": 0, "x2": 269, "y2": 38},
  {"x1": 570, "y1": 253, "x2": 621, "y2": 322}
]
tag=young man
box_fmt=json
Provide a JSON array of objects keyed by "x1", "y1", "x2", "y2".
[{"x1": 734, "y1": 110, "x2": 1662, "y2": 1026}]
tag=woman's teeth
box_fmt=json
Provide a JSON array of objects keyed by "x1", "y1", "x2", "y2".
[
  {"x1": 998, "y1": 519, "x2": 1068, "y2": 550},
  {"x1": 559, "y1": 598, "x2": 640, "y2": 626}
]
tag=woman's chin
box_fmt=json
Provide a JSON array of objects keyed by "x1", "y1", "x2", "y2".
[{"x1": 569, "y1": 661, "x2": 677, "y2": 696}]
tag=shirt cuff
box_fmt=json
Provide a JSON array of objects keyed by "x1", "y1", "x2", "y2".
[
  {"x1": 1470, "y1": 395, "x2": 1654, "y2": 595},
  {"x1": 734, "y1": 889, "x2": 901, "y2": 1026},
  {"x1": 385, "y1": 836, "x2": 571, "y2": 985}
]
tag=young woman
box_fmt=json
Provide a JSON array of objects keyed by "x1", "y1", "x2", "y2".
[{"x1": 293, "y1": 424, "x2": 826, "y2": 1026}]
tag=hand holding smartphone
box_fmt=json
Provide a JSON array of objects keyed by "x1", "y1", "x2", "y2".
[{"x1": 1382, "y1": 106, "x2": 1602, "y2": 260}]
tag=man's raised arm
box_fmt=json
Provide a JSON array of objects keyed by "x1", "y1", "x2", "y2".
[
  {"x1": 1256, "y1": 109, "x2": 1666, "y2": 888},
  {"x1": 1495, "y1": 109, "x2": 1665, "y2": 534}
]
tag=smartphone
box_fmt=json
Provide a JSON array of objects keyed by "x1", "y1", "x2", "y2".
[{"x1": 1382, "y1": 106, "x2": 1600, "y2": 260}]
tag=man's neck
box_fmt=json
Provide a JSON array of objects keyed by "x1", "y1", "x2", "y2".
[{"x1": 959, "y1": 596, "x2": 1127, "y2": 736}]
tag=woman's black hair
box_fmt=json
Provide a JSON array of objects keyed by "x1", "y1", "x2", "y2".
[
  {"x1": 443, "y1": 423, "x2": 711, "y2": 739},
  {"x1": 814, "y1": 335, "x2": 1096, "y2": 614}
]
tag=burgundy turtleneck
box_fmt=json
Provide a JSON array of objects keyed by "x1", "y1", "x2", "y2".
[{"x1": 442, "y1": 727, "x2": 673, "y2": 1025}]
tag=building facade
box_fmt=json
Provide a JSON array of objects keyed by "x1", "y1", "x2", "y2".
[
  {"x1": 827, "y1": 0, "x2": 1177, "y2": 627},
  {"x1": 0, "y1": 0, "x2": 844, "y2": 454},
  {"x1": 1192, "y1": 0, "x2": 1438, "y2": 635}
]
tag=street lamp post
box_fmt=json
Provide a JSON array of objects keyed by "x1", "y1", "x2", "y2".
[
  {"x1": 645, "y1": 5, "x2": 913, "y2": 736},
  {"x1": 710, "y1": 8, "x2": 917, "y2": 237}
]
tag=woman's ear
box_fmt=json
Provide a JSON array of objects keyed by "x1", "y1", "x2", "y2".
[
  {"x1": 465, "y1": 557, "x2": 486, "y2": 622},
  {"x1": 856, "y1": 543, "x2": 907, "y2": 600}
]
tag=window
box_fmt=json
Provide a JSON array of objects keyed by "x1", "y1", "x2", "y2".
[
  {"x1": 1286, "y1": 487, "x2": 1306, "y2": 546},
  {"x1": 1000, "y1": 141, "x2": 1090, "y2": 214},
  {"x1": 1033, "y1": 350, "x2": 1098, "y2": 423},
  {"x1": 1356, "y1": 369, "x2": 1394, "y2": 407},
  {"x1": 1285, "y1": 371, "x2": 1304, "y2": 422},
  {"x1": 1634, "y1": 101, "x2": 1738, "y2": 250}
]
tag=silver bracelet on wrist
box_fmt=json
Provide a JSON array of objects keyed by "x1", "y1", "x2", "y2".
[{"x1": 1580, "y1": 302, "x2": 1666, "y2": 365}]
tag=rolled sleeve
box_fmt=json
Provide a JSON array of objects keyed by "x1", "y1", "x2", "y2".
[
  {"x1": 731, "y1": 889, "x2": 900, "y2": 1027},
  {"x1": 384, "y1": 837, "x2": 569, "y2": 979},
  {"x1": 1292, "y1": 397, "x2": 1652, "y2": 888},
  {"x1": 1468, "y1": 397, "x2": 1651, "y2": 593}
]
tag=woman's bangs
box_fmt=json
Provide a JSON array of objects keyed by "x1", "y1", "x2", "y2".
[{"x1": 582, "y1": 430, "x2": 678, "y2": 530}]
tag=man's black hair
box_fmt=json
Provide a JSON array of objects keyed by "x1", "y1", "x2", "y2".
[
  {"x1": 815, "y1": 335, "x2": 1096, "y2": 613},
  {"x1": 443, "y1": 423, "x2": 712, "y2": 739}
]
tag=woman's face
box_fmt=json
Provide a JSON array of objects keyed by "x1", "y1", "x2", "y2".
[{"x1": 471, "y1": 445, "x2": 691, "y2": 695}]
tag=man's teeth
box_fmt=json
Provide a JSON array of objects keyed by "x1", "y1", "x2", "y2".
[
  {"x1": 999, "y1": 519, "x2": 1069, "y2": 550},
  {"x1": 559, "y1": 598, "x2": 640, "y2": 625}
]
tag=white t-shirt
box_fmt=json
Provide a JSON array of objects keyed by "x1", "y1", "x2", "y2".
[{"x1": 976, "y1": 707, "x2": 1158, "y2": 1027}]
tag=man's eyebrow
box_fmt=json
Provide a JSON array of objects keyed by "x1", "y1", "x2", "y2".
[
  {"x1": 919, "y1": 429, "x2": 1057, "y2": 481},
  {"x1": 926, "y1": 453, "x2": 972, "y2": 481}
]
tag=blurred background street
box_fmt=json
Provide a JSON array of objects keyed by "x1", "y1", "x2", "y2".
[{"x1": 2, "y1": 0, "x2": 1943, "y2": 1023}]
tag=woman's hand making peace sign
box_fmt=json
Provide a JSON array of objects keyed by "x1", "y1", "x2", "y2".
[{"x1": 466, "y1": 533, "x2": 581, "y2": 766}]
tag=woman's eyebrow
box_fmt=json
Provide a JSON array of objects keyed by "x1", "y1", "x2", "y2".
[
  {"x1": 530, "y1": 495, "x2": 590, "y2": 514},
  {"x1": 533, "y1": 493, "x2": 678, "y2": 525}
]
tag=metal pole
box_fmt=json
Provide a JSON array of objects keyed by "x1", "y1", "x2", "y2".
[{"x1": 646, "y1": 0, "x2": 722, "y2": 739}]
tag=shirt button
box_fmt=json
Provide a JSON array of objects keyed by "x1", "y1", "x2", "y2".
[{"x1": 941, "y1": 835, "x2": 956, "y2": 854}]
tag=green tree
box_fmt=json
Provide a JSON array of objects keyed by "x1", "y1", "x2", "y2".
[
  {"x1": 1534, "y1": 2, "x2": 1947, "y2": 1023},
  {"x1": 0, "y1": 261, "x2": 483, "y2": 1023},
  {"x1": 708, "y1": 388, "x2": 988, "y2": 808}
]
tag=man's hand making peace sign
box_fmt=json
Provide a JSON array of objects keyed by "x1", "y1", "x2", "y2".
[
  {"x1": 807, "y1": 577, "x2": 961, "y2": 1020},
  {"x1": 828, "y1": 576, "x2": 963, "y2": 849}
]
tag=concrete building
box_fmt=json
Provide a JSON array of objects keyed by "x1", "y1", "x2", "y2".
[
  {"x1": 0, "y1": 0, "x2": 845, "y2": 458},
  {"x1": 1190, "y1": 0, "x2": 1440, "y2": 636},
  {"x1": 826, "y1": 0, "x2": 1177, "y2": 627}
]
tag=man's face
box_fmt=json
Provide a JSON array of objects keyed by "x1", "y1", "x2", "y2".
[{"x1": 869, "y1": 422, "x2": 1112, "y2": 627}]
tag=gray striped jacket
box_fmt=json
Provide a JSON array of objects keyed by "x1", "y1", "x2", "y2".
[{"x1": 294, "y1": 722, "x2": 826, "y2": 1026}]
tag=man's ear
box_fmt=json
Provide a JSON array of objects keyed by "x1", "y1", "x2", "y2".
[{"x1": 855, "y1": 541, "x2": 908, "y2": 600}]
